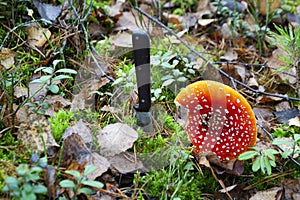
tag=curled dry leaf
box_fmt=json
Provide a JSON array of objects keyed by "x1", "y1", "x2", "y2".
[
  {"x1": 97, "y1": 123, "x2": 138, "y2": 157},
  {"x1": 58, "y1": 133, "x2": 92, "y2": 169}
]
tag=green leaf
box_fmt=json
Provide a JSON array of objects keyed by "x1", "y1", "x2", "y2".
[
  {"x1": 81, "y1": 180, "x2": 104, "y2": 188},
  {"x1": 264, "y1": 149, "x2": 279, "y2": 161},
  {"x1": 42, "y1": 67, "x2": 54, "y2": 74},
  {"x1": 263, "y1": 156, "x2": 272, "y2": 175},
  {"x1": 31, "y1": 75, "x2": 52, "y2": 84},
  {"x1": 59, "y1": 180, "x2": 76, "y2": 188},
  {"x1": 17, "y1": 164, "x2": 29, "y2": 176},
  {"x1": 53, "y1": 75, "x2": 72, "y2": 81},
  {"x1": 177, "y1": 76, "x2": 187, "y2": 82},
  {"x1": 83, "y1": 165, "x2": 97, "y2": 176},
  {"x1": 238, "y1": 151, "x2": 259, "y2": 160},
  {"x1": 37, "y1": 109, "x2": 46, "y2": 115},
  {"x1": 112, "y1": 77, "x2": 124, "y2": 86},
  {"x1": 162, "y1": 79, "x2": 175, "y2": 87},
  {"x1": 47, "y1": 84, "x2": 59, "y2": 94},
  {"x1": 24, "y1": 183, "x2": 33, "y2": 192},
  {"x1": 65, "y1": 170, "x2": 81, "y2": 180},
  {"x1": 33, "y1": 184, "x2": 47, "y2": 194},
  {"x1": 294, "y1": 134, "x2": 300, "y2": 142},
  {"x1": 269, "y1": 160, "x2": 276, "y2": 167},
  {"x1": 53, "y1": 59, "x2": 64, "y2": 67},
  {"x1": 260, "y1": 156, "x2": 266, "y2": 174},
  {"x1": 34, "y1": 67, "x2": 47, "y2": 73},
  {"x1": 272, "y1": 140, "x2": 293, "y2": 147},
  {"x1": 56, "y1": 68, "x2": 77, "y2": 74},
  {"x1": 78, "y1": 187, "x2": 92, "y2": 195},
  {"x1": 252, "y1": 158, "x2": 260, "y2": 172},
  {"x1": 282, "y1": 150, "x2": 292, "y2": 158},
  {"x1": 161, "y1": 74, "x2": 173, "y2": 81}
]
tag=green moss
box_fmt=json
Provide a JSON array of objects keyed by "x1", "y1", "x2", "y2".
[{"x1": 49, "y1": 110, "x2": 74, "y2": 142}]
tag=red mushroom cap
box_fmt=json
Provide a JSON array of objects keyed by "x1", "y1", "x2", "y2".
[{"x1": 175, "y1": 80, "x2": 257, "y2": 161}]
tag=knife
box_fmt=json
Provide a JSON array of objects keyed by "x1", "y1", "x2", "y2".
[{"x1": 132, "y1": 29, "x2": 153, "y2": 132}]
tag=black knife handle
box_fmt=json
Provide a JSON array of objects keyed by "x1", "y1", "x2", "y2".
[{"x1": 132, "y1": 30, "x2": 151, "y2": 112}]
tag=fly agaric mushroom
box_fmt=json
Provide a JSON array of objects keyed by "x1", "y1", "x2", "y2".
[{"x1": 175, "y1": 80, "x2": 257, "y2": 161}]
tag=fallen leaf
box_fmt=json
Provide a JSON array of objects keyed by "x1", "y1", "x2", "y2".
[
  {"x1": 268, "y1": 48, "x2": 297, "y2": 84},
  {"x1": 33, "y1": 0, "x2": 61, "y2": 21},
  {"x1": 104, "y1": 0, "x2": 123, "y2": 19},
  {"x1": 109, "y1": 152, "x2": 145, "y2": 174},
  {"x1": 220, "y1": 48, "x2": 238, "y2": 61},
  {"x1": 110, "y1": 31, "x2": 132, "y2": 48},
  {"x1": 250, "y1": 187, "x2": 284, "y2": 200},
  {"x1": 289, "y1": 116, "x2": 300, "y2": 127},
  {"x1": 115, "y1": 9, "x2": 151, "y2": 31},
  {"x1": 198, "y1": 18, "x2": 216, "y2": 26},
  {"x1": 58, "y1": 133, "x2": 92, "y2": 169},
  {"x1": 256, "y1": 94, "x2": 286, "y2": 104},
  {"x1": 29, "y1": 80, "x2": 47, "y2": 102},
  {"x1": 18, "y1": 113, "x2": 59, "y2": 154},
  {"x1": 27, "y1": 25, "x2": 51, "y2": 48},
  {"x1": 274, "y1": 108, "x2": 300, "y2": 124},
  {"x1": 14, "y1": 86, "x2": 28, "y2": 98},
  {"x1": 87, "y1": 152, "x2": 110, "y2": 180},
  {"x1": 97, "y1": 123, "x2": 138, "y2": 157},
  {"x1": 0, "y1": 48, "x2": 15, "y2": 69},
  {"x1": 62, "y1": 119, "x2": 93, "y2": 147}
]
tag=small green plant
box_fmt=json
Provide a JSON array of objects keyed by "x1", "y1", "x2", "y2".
[
  {"x1": 31, "y1": 60, "x2": 77, "y2": 94},
  {"x1": 49, "y1": 109, "x2": 74, "y2": 142},
  {"x1": 2, "y1": 157, "x2": 48, "y2": 199},
  {"x1": 268, "y1": 24, "x2": 300, "y2": 94},
  {"x1": 272, "y1": 134, "x2": 300, "y2": 159},
  {"x1": 238, "y1": 147, "x2": 280, "y2": 175},
  {"x1": 59, "y1": 165, "x2": 104, "y2": 199},
  {"x1": 151, "y1": 51, "x2": 195, "y2": 101},
  {"x1": 26, "y1": 60, "x2": 77, "y2": 114},
  {"x1": 134, "y1": 149, "x2": 215, "y2": 199},
  {"x1": 245, "y1": 0, "x2": 282, "y2": 55}
]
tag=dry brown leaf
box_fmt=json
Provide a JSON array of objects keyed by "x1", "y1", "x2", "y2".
[
  {"x1": 87, "y1": 152, "x2": 110, "y2": 180},
  {"x1": 0, "y1": 48, "x2": 15, "y2": 69},
  {"x1": 14, "y1": 86, "x2": 28, "y2": 98},
  {"x1": 250, "y1": 187, "x2": 284, "y2": 200},
  {"x1": 220, "y1": 48, "x2": 238, "y2": 61},
  {"x1": 18, "y1": 113, "x2": 59, "y2": 153},
  {"x1": 62, "y1": 119, "x2": 93, "y2": 147},
  {"x1": 27, "y1": 25, "x2": 51, "y2": 48},
  {"x1": 289, "y1": 116, "x2": 300, "y2": 127},
  {"x1": 256, "y1": 94, "x2": 286, "y2": 104},
  {"x1": 109, "y1": 152, "x2": 145, "y2": 174},
  {"x1": 110, "y1": 31, "x2": 132, "y2": 48},
  {"x1": 268, "y1": 48, "x2": 297, "y2": 84},
  {"x1": 97, "y1": 123, "x2": 138, "y2": 157},
  {"x1": 58, "y1": 133, "x2": 92, "y2": 169}
]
